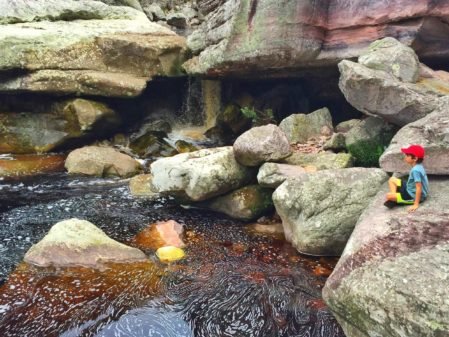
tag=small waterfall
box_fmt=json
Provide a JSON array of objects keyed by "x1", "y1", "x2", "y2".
[
  {"x1": 171, "y1": 78, "x2": 222, "y2": 143},
  {"x1": 201, "y1": 79, "x2": 221, "y2": 130}
]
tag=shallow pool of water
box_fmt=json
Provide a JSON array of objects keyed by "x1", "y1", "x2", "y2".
[{"x1": 0, "y1": 173, "x2": 345, "y2": 337}]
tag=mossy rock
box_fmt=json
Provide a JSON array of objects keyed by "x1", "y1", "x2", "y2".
[
  {"x1": 129, "y1": 131, "x2": 177, "y2": 158},
  {"x1": 199, "y1": 185, "x2": 274, "y2": 221},
  {"x1": 175, "y1": 140, "x2": 198, "y2": 153}
]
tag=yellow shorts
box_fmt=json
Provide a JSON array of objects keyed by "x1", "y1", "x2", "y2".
[{"x1": 394, "y1": 178, "x2": 414, "y2": 204}]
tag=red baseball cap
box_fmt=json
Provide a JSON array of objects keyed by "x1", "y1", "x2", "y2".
[{"x1": 401, "y1": 144, "x2": 425, "y2": 158}]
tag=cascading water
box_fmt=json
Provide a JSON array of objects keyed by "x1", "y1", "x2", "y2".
[
  {"x1": 167, "y1": 78, "x2": 221, "y2": 146},
  {"x1": 0, "y1": 173, "x2": 345, "y2": 337}
]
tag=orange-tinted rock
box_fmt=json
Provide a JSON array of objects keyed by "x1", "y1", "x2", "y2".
[
  {"x1": 131, "y1": 220, "x2": 185, "y2": 250},
  {"x1": 0, "y1": 154, "x2": 65, "y2": 177}
]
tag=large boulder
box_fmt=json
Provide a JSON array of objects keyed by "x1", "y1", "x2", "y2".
[
  {"x1": 257, "y1": 162, "x2": 316, "y2": 188},
  {"x1": 0, "y1": 98, "x2": 120, "y2": 154},
  {"x1": 338, "y1": 60, "x2": 441, "y2": 126},
  {"x1": 198, "y1": 184, "x2": 274, "y2": 221},
  {"x1": 184, "y1": 0, "x2": 449, "y2": 76},
  {"x1": 24, "y1": 218, "x2": 147, "y2": 268},
  {"x1": 358, "y1": 37, "x2": 420, "y2": 83},
  {"x1": 233, "y1": 124, "x2": 292, "y2": 167},
  {"x1": 272, "y1": 168, "x2": 388, "y2": 256},
  {"x1": 65, "y1": 146, "x2": 142, "y2": 177},
  {"x1": 150, "y1": 146, "x2": 255, "y2": 201},
  {"x1": 323, "y1": 177, "x2": 449, "y2": 337},
  {"x1": 380, "y1": 97, "x2": 449, "y2": 174},
  {"x1": 279, "y1": 108, "x2": 333, "y2": 143},
  {"x1": 282, "y1": 151, "x2": 354, "y2": 170},
  {"x1": 0, "y1": 0, "x2": 187, "y2": 97}
]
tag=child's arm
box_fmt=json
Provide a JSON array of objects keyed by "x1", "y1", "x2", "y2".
[{"x1": 408, "y1": 182, "x2": 422, "y2": 212}]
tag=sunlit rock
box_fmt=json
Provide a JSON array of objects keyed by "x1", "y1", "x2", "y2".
[
  {"x1": 65, "y1": 146, "x2": 142, "y2": 178},
  {"x1": 129, "y1": 174, "x2": 159, "y2": 198},
  {"x1": 257, "y1": 162, "x2": 316, "y2": 189},
  {"x1": 150, "y1": 146, "x2": 255, "y2": 201},
  {"x1": 380, "y1": 96, "x2": 449, "y2": 175},
  {"x1": 132, "y1": 220, "x2": 185, "y2": 250},
  {"x1": 233, "y1": 124, "x2": 291, "y2": 167},
  {"x1": 279, "y1": 108, "x2": 333, "y2": 144},
  {"x1": 198, "y1": 184, "x2": 274, "y2": 221},
  {"x1": 323, "y1": 178, "x2": 449, "y2": 337},
  {"x1": 156, "y1": 246, "x2": 185, "y2": 262},
  {"x1": 282, "y1": 152, "x2": 353, "y2": 170},
  {"x1": 273, "y1": 168, "x2": 388, "y2": 256},
  {"x1": 24, "y1": 218, "x2": 147, "y2": 268},
  {"x1": 0, "y1": 0, "x2": 187, "y2": 97}
]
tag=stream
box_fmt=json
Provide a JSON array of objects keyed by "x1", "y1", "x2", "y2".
[{"x1": 0, "y1": 173, "x2": 345, "y2": 337}]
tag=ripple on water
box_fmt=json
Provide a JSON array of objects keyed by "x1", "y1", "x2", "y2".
[{"x1": 0, "y1": 173, "x2": 345, "y2": 337}]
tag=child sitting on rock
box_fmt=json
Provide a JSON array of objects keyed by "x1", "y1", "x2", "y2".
[{"x1": 384, "y1": 145, "x2": 429, "y2": 212}]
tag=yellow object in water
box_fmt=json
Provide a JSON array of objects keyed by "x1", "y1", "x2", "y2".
[{"x1": 156, "y1": 246, "x2": 185, "y2": 262}]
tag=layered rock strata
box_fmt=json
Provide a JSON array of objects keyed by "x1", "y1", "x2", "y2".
[
  {"x1": 0, "y1": 0, "x2": 187, "y2": 96},
  {"x1": 185, "y1": 0, "x2": 449, "y2": 76}
]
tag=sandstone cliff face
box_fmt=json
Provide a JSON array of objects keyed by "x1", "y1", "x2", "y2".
[{"x1": 186, "y1": 0, "x2": 449, "y2": 76}]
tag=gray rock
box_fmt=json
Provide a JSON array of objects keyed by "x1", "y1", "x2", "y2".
[
  {"x1": 323, "y1": 133, "x2": 346, "y2": 151},
  {"x1": 272, "y1": 168, "x2": 388, "y2": 256},
  {"x1": 143, "y1": 3, "x2": 166, "y2": 21},
  {"x1": 65, "y1": 146, "x2": 142, "y2": 177},
  {"x1": 167, "y1": 12, "x2": 188, "y2": 28},
  {"x1": 129, "y1": 174, "x2": 159, "y2": 198},
  {"x1": 380, "y1": 97, "x2": 449, "y2": 174},
  {"x1": 150, "y1": 146, "x2": 255, "y2": 201},
  {"x1": 233, "y1": 124, "x2": 292, "y2": 167},
  {"x1": 358, "y1": 37, "x2": 420, "y2": 83},
  {"x1": 282, "y1": 152, "x2": 354, "y2": 170},
  {"x1": 0, "y1": 98, "x2": 119, "y2": 154},
  {"x1": 198, "y1": 185, "x2": 274, "y2": 221},
  {"x1": 257, "y1": 162, "x2": 315, "y2": 188},
  {"x1": 338, "y1": 60, "x2": 440, "y2": 126},
  {"x1": 323, "y1": 177, "x2": 449, "y2": 337},
  {"x1": 335, "y1": 119, "x2": 362, "y2": 133},
  {"x1": 279, "y1": 108, "x2": 333, "y2": 143},
  {"x1": 0, "y1": 0, "x2": 187, "y2": 96},
  {"x1": 24, "y1": 218, "x2": 147, "y2": 268}
]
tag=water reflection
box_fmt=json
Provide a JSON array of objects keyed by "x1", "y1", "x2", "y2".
[{"x1": 0, "y1": 173, "x2": 345, "y2": 337}]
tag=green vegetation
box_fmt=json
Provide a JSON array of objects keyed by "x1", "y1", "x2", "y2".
[
  {"x1": 347, "y1": 140, "x2": 385, "y2": 167},
  {"x1": 240, "y1": 106, "x2": 275, "y2": 126}
]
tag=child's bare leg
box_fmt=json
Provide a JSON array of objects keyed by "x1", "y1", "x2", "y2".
[
  {"x1": 386, "y1": 192, "x2": 397, "y2": 201},
  {"x1": 388, "y1": 177, "x2": 399, "y2": 194}
]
